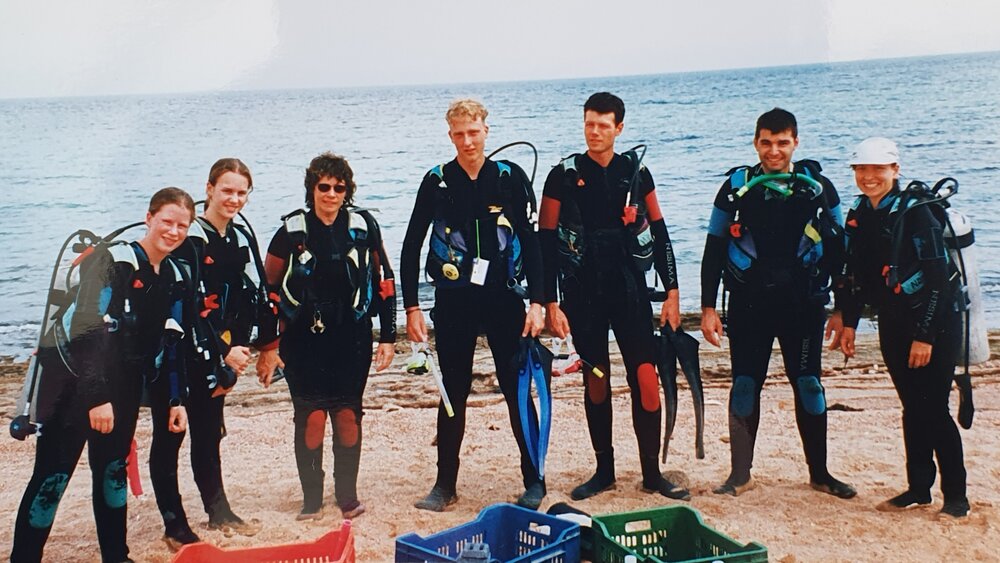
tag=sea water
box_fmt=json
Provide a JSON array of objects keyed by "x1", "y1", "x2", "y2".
[{"x1": 1, "y1": 51, "x2": 998, "y2": 358}]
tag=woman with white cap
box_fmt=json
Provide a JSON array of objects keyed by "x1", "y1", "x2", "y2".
[{"x1": 832, "y1": 137, "x2": 969, "y2": 518}]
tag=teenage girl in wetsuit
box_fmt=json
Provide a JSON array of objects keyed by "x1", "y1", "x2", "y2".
[
  {"x1": 12, "y1": 187, "x2": 195, "y2": 563},
  {"x1": 149, "y1": 159, "x2": 275, "y2": 548}
]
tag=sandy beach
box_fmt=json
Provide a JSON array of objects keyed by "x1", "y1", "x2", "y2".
[{"x1": 1, "y1": 328, "x2": 998, "y2": 562}]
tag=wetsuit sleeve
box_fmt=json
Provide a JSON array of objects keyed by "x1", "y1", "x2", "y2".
[
  {"x1": 250, "y1": 236, "x2": 281, "y2": 348},
  {"x1": 509, "y1": 163, "x2": 544, "y2": 304},
  {"x1": 834, "y1": 214, "x2": 863, "y2": 330},
  {"x1": 700, "y1": 179, "x2": 735, "y2": 308},
  {"x1": 537, "y1": 166, "x2": 564, "y2": 304},
  {"x1": 400, "y1": 173, "x2": 438, "y2": 309},
  {"x1": 641, "y1": 168, "x2": 679, "y2": 291},
  {"x1": 906, "y1": 206, "x2": 952, "y2": 344},
  {"x1": 258, "y1": 227, "x2": 292, "y2": 350},
  {"x1": 820, "y1": 176, "x2": 847, "y2": 303},
  {"x1": 70, "y1": 249, "x2": 124, "y2": 409},
  {"x1": 370, "y1": 222, "x2": 398, "y2": 343}
]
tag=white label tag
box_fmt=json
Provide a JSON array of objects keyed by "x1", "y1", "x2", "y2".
[{"x1": 470, "y1": 257, "x2": 489, "y2": 285}]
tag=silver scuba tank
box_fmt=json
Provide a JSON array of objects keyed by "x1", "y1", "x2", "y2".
[{"x1": 944, "y1": 208, "x2": 989, "y2": 364}]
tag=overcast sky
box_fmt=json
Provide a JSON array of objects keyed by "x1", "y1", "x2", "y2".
[{"x1": 2, "y1": 0, "x2": 999, "y2": 99}]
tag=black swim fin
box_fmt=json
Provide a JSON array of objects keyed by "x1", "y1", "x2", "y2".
[
  {"x1": 657, "y1": 325, "x2": 705, "y2": 461},
  {"x1": 667, "y1": 325, "x2": 705, "y2": 459},
  {"x1": 955, "y1": 372, "x2": 974, "y2": 429},
  {"x1": 656, "y1": 330, "x2": 679, "y2": 463}
]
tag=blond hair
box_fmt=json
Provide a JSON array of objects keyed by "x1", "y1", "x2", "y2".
[{"x1": 446, "y1": 98, "x2": 488, "y2": 124}]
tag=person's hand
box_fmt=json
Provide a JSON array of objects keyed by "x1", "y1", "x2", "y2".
[
  {"x1": 545, "y1": 303, "x2": 570, "y2": 339},
  {"x1": 522, "y1": 303, "x2": 544, "y2": 337},
  {"x1": 660, "y1": 289, "x2": 681, "y2": 330},
  {"x1": 406, "y1": 308, "x2": 428, "y2": 343},
  {"x1": 374, "y1": 342, "x2": 395, "y2": 372},
  {"x1": 840, "y1": 327, "x2": 857, "y2": 359},
  {"x1": 225, "y1": 346, "x2": 252, "y2": 375},
  {"x1": 825, "y1": 311, "x2": 845, "y2": 351},
  {"x1": 256, "y1": 348, "x2": 285, "y2": 388},
  {"x1": 168, "y1": 406, "x2": 188, "y2": 433},
  {"x1": 89, "y1": 402, "x2": 114, "y2": 434},
  {"x1": 701, "y1": 307, "x2": 724, "y2": 347},
  {"x1": 909, "y1": 340, "x2": 933, "y2": 368}
]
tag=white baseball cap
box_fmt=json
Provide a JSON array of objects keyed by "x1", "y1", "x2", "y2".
[{"x1": 849, "y1": 137, "x2": 900, "y2": 165}]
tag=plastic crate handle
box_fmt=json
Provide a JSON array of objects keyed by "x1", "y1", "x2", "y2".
[{"x1": 624, "y1": 520, "x2": 653, "y2": 533}]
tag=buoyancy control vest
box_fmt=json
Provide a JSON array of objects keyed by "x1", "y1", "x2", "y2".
[
  {"x1": 554, "y1": 146, "x2": 654, "y2": 277},
  {"x1": 60, "y1": 241, "x2": 188, "y2": 374},
  {"x1": 424, "y1": 161, "x2": 528, "y2": 290},
  {"x1": 12, "y1": 230, "x2": 190, "y2": 440},
  {"x1": 723, "y1": 161, "x2": 844, "y2": 302},
  {"x1": 183, "y1": 216, "x2": 279, "y2": 392},
  {"x1": 278, "y1": 207, "x2": 394, "y2": 323}
]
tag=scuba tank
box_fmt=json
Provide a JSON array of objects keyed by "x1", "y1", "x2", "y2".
[
  {"x1": 11, "y1": 222, "x2": 148, "y2": 440},
  {"x1": 943, "y1": 206, "x2": 988, "y2": 364},
  {"x1": 889, "y1": 178, "x2": 985, "y2": 429}
]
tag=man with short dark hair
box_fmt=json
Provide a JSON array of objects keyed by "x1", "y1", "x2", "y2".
[
  {"x1": 539, "y1": 92, "x2": 688, "y2": 501},
  {"x1": 701, "y1": 107, "x2": 856, "y2": 499}
]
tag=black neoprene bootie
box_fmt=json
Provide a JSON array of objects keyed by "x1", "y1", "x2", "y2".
[
  {"x1": 571, "y1": 451, "x2": 615, "y2": 500},
  {"x1": 516, "y1": 481, "x2": 546, "y2": 510},
  {"x1": 875, "y1": 490, "x2": 932, "y2": 512},
  {"x1": 414, "y1": 485, "x2": 458, "y2": 512},
  {"x1": 162, "y1": 519, "x2": 200, "y2": 552},
  {"x1": 640, "y1": 455, "x2": 690, "y2": 500},
  {"x1": 939, "y1": 497, "x2": 970, "y2": 519}
]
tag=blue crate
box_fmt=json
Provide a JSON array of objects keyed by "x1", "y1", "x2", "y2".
[{"x1": 395, "y1": 503, "x2": 580, "y2": 562}]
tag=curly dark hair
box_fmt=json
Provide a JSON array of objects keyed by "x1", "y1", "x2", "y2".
[{"x1": 304, "y1": 152, "x2": 356, "y2": 209}]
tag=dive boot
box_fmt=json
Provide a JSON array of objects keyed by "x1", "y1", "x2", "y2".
[
  {"x1": 414, "y1": 485, "x2": 458, "y2": 512},
  {"x1": 875, "y1": 490, "x2": 932, "y2": 512},
  {"x1": 516, "y1": 482, "x2": 546, "y2": 510}
]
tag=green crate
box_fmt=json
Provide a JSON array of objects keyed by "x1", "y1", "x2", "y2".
[{"x1": 591, "y1": 505, "x2": 767, "y2": 563}]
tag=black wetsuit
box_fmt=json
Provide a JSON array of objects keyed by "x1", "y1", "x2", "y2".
[
  {"x1": 148, "y1": 217, "x2": 270, "y2": 533},
  {"x1": 12, "y1": 242, "x2": 189, "y2": 563},
  {"x1": 537, "y1": 152, "x2": 679, "y2": 487},
  {"x1": 400, "y1": 158, "x2": 543, "y2": 494},
  {"x1": 836, "y1": 188, "x2": 966, "y2": 502},
  {"x1": 701, "y1": 161, "x2": 844, "y2": 486},
  {"x1": 266, "y1": 208, "x2": 396, "y2": 514}
]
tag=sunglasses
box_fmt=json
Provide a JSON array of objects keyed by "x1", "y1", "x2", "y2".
[{"x1": 316, "y1": 182, "x2": 348, "y2": 194}]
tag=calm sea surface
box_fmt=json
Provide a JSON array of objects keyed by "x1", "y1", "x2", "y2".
[{"x1": 1, "y1": 52, "x2": 998, "y2": 359}]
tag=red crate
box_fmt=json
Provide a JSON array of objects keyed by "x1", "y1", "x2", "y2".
[{"x1": 172, "y1": 520, "x2": 354, "y2": 563}]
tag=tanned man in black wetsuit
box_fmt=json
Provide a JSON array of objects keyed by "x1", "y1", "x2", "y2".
[{"x1": 701, "y1": 108, "x2": 856, "y2": 500}]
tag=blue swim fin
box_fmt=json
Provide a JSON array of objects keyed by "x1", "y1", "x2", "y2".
[{"x1": 515, "y1": 337, "x2": 553, "y2": 480}]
